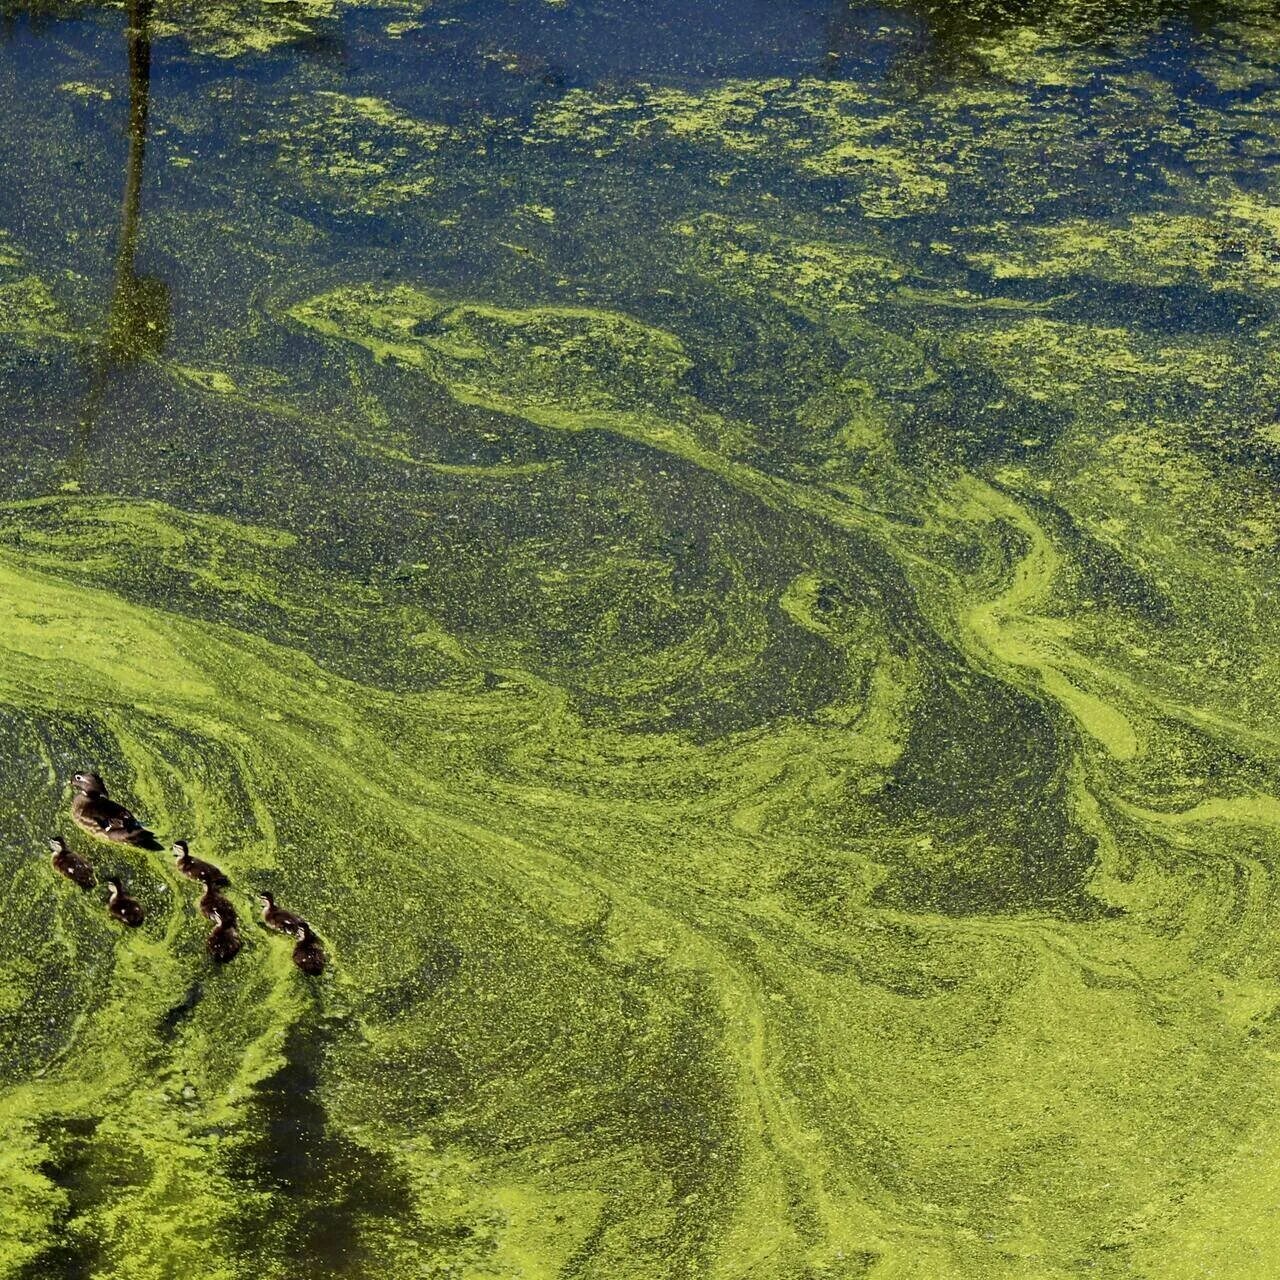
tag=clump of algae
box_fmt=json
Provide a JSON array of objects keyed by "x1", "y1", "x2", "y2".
[
  {"x1": 151, "y1": 0, "x2": 339, "y2": 59},
  {"x1": 287, "y1": 284, "x2": 749, "y2": 461},
  {"x1": 671, "y1": 213, "x2": 906, "y2": 318},
  {"x1": 57, "y1": 81, "x2": 114, "y2": 102},
  {"x1": 528, "y1": 78, "x2": 951, "y2": 217},
  {"x1": 0, "y1": 231, "x2": 70, "y2": 344},
  {"x1": 968, "y1": 24, "x2": 1097, "y2": 86},
  {"x1": 962, "y1": 209, "x2": 1280, "y2": 291},
  {"x1": 146, "y1": 0, "x2": 488, "y2": 61},
  {"x1": 253, "y1": 93, "x2": 462, "y2": 213}
]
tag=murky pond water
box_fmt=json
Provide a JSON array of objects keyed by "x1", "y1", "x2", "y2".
[{"x1": 2, "y1": 1, "x2": 1279, "y2": 1276}]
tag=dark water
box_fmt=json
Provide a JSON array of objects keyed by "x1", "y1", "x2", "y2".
[{"x1": 1, "y1": 2, "x2": 1280, "y2": 1277}]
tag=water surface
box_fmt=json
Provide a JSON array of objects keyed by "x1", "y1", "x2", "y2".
[{"x1": 2, "y1": 1, "x2": 1280, "y2": 1277}]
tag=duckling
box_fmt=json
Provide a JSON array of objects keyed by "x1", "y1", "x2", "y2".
[
  {"x1": 257, "y1": 891, "x2": 306, "y2": 936},
  {"x1": 47, "y1": 836, "x2": 95, "y2": 889},
  {"x1": 291, "y1": 923, "x2": 327, "y2": 976},
  {"x1": 172, "y1": 840, "x2": 230, "y2": 887},
  {"x1": 205, "y1": 908, "x2": 242, "y2": 964},
  {"x1": 105, "y1": 877, "x2": 145, "y2": 928},
  {"x1": 197, "y1": 881, "x2": 237, "y2": 926},
  {"x1": 70, "y1": 771, "x2": 153, "y2": 845}
]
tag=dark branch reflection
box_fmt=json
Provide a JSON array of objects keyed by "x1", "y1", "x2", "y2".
[
  {"x1": 68, "y1": 0, "x2": 169, "y2": 483},
  {"x1": 107, "y1": 0, "x2": 167, "y2": 363}
]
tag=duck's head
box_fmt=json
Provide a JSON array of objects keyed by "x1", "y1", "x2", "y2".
[
  {"x1": 106, "y1": 876, "x2": 123, "y2": 892},
  {"x1": 209, "y1": 908, "x2": 225, "y2": 927},
  {"x1": 171, "y1": 840, "x2": 189, "y2": 860},
  {"x1": 258, "y1": 891, "x2": 274, "y2": 908},
  {"x1": 72, "y1": 771, "x2": 106, "y2": 796},
  {"x1": 47, "y1": 836, "x2": 68, "y2": 854}
]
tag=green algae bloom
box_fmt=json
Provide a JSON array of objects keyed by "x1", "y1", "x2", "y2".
[{"x1": 3, "y1": 2, "x2": 1280, "y2": 1278}]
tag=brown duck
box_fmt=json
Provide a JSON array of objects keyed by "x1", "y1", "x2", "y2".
[
  {"x1": 105, "y1": 877, "x2": 145, "y2": 928},
  {"x1": 291, "y1": 924, "x2": 326, "y2": 976},
  {"x1": 206, "y1": 908, "x2": 242, "y2": 964},
  {"x1": 198, "y1": 881, "x2": 237, "y2": 926},
  {"x1": 258, "y1": 892, "x2": 306, "y2": 936},
  {"x1": 172, "y1": 840, "x2": 229, "y2": 887},
  {"x1": 70, "y1": 772, "x2": 152, "y2": 845},
  {"x1": 48, "y1": 836, "x2": 95, "y2": 889}
]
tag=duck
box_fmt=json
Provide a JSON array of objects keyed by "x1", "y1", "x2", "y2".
[
  {"x1": 105, "y1": 877, "x2": 145, "y2": 927},
  {"x1": 70, "y1": 771, "x2": 153, "y2": 845},
  {"x1": 257, "y1": 891, "x2": 306, "y2": 936},
  {"x1": 47, "y1": 835, "x2": 95, "y2": 889},
  {"x1": 197, "y1": 881, "x2": 237, "y2": 926},
  {"x1": 172, "y1": 840, "x2": 230, "y2": 887},
  {"x1": 291, "y1": 923, "x2": 327, "y2": 976},
  {"x1": 205, "y1": 908, "x2": 242, "y2": 964}
]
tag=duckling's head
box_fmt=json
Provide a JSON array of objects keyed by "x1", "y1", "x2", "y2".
[
  {"x1": 294, "y1": 924, "x2": 312, "y2": 943},
  {"x1": 105, "y1": 876, "x2": 122, "y2": 891},
  {"x1": 72, "y1": 771, "x2": 106, "y2": 796},
  {"x1": 258, "y1": 891, "x2": 274, "y2": 908},
  {"x1": 209, "y1": 907, "x2": 224, "y2": 927},
  {"x1": 171, "y1": 840, "x2": 189, "y2": 859},
  {"x1": 47, "y1": 836, "x2": 68, "y2": 854}
]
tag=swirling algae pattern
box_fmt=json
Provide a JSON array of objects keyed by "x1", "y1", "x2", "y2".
[{"x1": 3, "y1": 2, "x2": 1280, "y2": 1278}]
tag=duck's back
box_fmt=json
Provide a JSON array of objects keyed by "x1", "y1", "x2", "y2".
[
  {"x1": 112, "y1": 897, "x2": 145, "y2": 927},
  {"x1": 207, "y1": 927, "x2": 242, "y2": 964},
  {"x1": 54, "y1": 852, "x2": 95, "y2": 889},
  {"x1": 198, "y1": 886, "x2": 237, "y2": 923},
  {"x1": 293, "y1": 941, "x2": 327, "y2": 975},
  {"x1": 72, "y1": 793, "x2": 139, "y2": 835}
]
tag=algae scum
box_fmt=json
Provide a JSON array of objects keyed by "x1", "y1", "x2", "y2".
[{"x1": 2, "y1": 0, "x2": 1280, "y2": 1276}]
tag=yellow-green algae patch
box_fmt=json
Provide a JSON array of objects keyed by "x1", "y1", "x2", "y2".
[
  {"x1": 3, "y1": 406, "x2": 1277, "y2": 1277},
  {"x1": 0, "y1": 232, "x2": 72, "y2": 344},
  {"x1": 528, "y1": 77, "x2": 951, "y2": 217},
  {"x1": 962, "y1": 209, "x2": 1280, "y2": 292},
  {"x1": 287, "y1": 285, "x2": 752, "y2": 464},
  {"x1": 261, "y1": 193, "x2": 1280, "y2": 1267},
  {"x1": 671, "y1": 213, "x2": 908, "y2": 318},
  {"x1": 253, "y1": 92, "x2": 464, "y2": 213},
  {"x1": 151, "y1": 0, "x2": 340, "y2": 59},
  {"x1": 57, "y1": 81, "x2": 113, "y2": 102}
]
